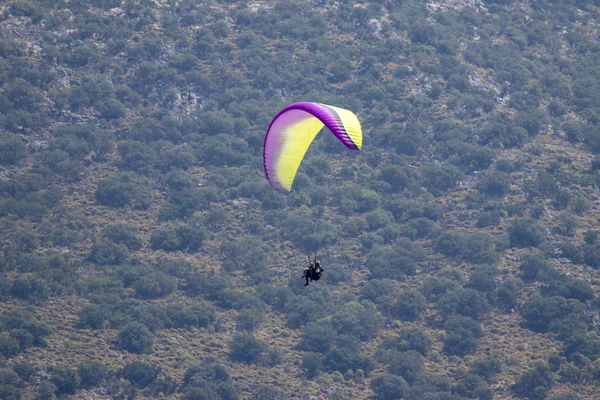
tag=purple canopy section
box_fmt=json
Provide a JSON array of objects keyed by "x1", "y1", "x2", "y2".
[{"x1": 263, "y1": 102, "x2": 358, "y2": 191}]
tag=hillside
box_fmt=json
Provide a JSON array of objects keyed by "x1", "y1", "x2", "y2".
[{"x1": 2, "y1": 0, "x2": 600, "y2": 399}]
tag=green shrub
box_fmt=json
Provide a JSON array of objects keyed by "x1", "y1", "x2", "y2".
[
  {"x1": 77, "y1": 361, "x2": 107, "y2": 389},
  {"x1": 391, "y1": 326, "x2": 433, "y2": 356},
  {"x1": 50, "y1": 367, "x2": 80, "y2": 396},
  {"x1": 0, "y1": 369, "x2": 22, "y2": 400},
  {"x1": 11, "y1": 362, "x2": 35, "y2": 382},
  {"x1": 299, "y1": 319, "x2": 336, "y2": 354},
  {"x1": 331, "y1": 301, "x2": 381, "y2": 341},
  {"x1": 442, "y1": 316, "x2": 483, "y2": 356},
  {"x1": 549, "y1": 392, "x2": 583, "y2": 400},
  {"x1": 384, "y1": 350, "x2": 424, "y2": 383},
  {"x1": 469, "y1": 356, "x2": 502, "y2": 382},
  {"x1": 95, "y1": 173, "x2": 152, "y2": 209},
  {"x1": 228, "y1": 334, "x2": 268, "y2": 364},
  {"x1": 167, "y1": 303, "x2": 216, "y2": 329},
  {"x1": 10, "y1": 274, "x2": 49, "y2": 301},
  {"x1": 371, "y1": 374, "x2": 408, "y2": 400},
  {"x1": 89, "y1": 240, "x2": 130, "y2": 265},
  {"x1": 102, "y1": 224, "x2": 142, "y2": 250},
  {"x1": 477, "y1": 171, "x2": 511, "y2": 197},
  {"x1": 0, "y1": 335, "x2": 20, "y2": 358},
  {"x1": 508, "y1": 218, "x2": 545, "y2": 248},
  {"x1": 323, "y1": 341, "x2": 376, "y2": 374},
  {"x1": 301, "y1": 352, "x2": 323, "y2": 379},
  {"x1": 2, "y1": 309, "x2": 51, "y2": 347},
  {"x1": 121, "y1": 361, "x2": 159, "y2": 388},
  {"x1": 79, "y1": 304, "x2": 109, "y2": 330},
  {"x1": 512, "y1": 363, "x2": 553, "y2": 400},
  {"x1": 117, "y1": 322, "x2": 153, "y2": 353},
  {"x1": 436, "y1": 288, "x2": 489, "y2": 320},
  {"x1": 494, "y1": 276, "x2": 523, "y2": 311},
  {"x1": 421, "y1": 276, "x2": 460, "y2": 302},
  {"x1": 420, "y1": 164, "x2": 463, "y2": 195},
  {"x1": 466, "y1": 265, "x2": 498, "y2": 294},
  {"x1": 519, "y1": 254, "x2": 551, "y2": 282},
  {"x1": 391, "y1": 289, "x2": 426, "y2": 322},
  {"x1": 133, "y1": 272, "x2": 177, "y2": 299},
  {"x1": 521, "y1": 295, "x2": 584, "y2": 333},
  {"x1": 236, "y1": 309, "x2": 266, "y2": 332},
  {"x1": 361, "y1": 279, "x2": 395, "y2": 304},
  {"x1": 0, "y1": 133, "x2": 27, "y2": 165}
]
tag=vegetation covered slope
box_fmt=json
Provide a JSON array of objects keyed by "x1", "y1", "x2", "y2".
[{"x1": 2, "y1": 0, "x2": 600, "y2": 399}]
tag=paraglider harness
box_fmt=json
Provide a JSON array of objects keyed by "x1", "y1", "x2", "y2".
[{"x1": 303, "y1": 253, "x2": 323, "y2": 286}]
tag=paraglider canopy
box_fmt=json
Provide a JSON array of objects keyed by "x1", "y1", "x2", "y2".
[{"x1": 263, "y1": 102, "x2": 362, "y2": 192}]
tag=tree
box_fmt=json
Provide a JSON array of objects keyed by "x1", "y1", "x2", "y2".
[
  {"x1": 367, "y1": 242, "x2": 422, "y2": 280},
  {"x1": 405, "y1": 373, "x2": 453, "y2": 400},
  {"x1": 102, "y1": 224, "x2": 142, "y2": 250},
  {"x1": 2, "y1": 309, "x2": 51, "y2": 347},
  {"x1": 443, "y1": 332, "x2": 479, "y2": 357},
  {"x1": 371, "y1": 374, "x2": 408, "y2": 400},
  {"x1": 117, "y1": 322, "x2": 153, "y2": 353},
  {"x1": 121, "y1": 361, "x2": 159, "y2": 388},
  {"x1": 469, "y1": 356, "x2": 501, "y2": 382},
  {"x1": 549, "y1": 392, "x2": 583, "y2": 400},
  {"x1": 521, "y1": 295, "x2": 585, "y2": 333},
  {"x1": 365, "y1": 209, "x2": 394, "y2": 230},
  {"x1": 392, "y1": 326, "x2": 432, "y2": 356},
  {"x1": 476, "y1": 209, "x2": 503, "y2": 228},
  {"x1": 11, "y1": 362, "x2": 35, "y2": 382},
  {"x1": 330, "y1": 301, "x2": 381, "y2": 341},
  {"x1": 420, "y1": 164, "x2": 463, "y2": 195},
  {"x1": 323, "y1": 341, "x2": 377, "y2": 375},
  {"x1": 494, "y1": 276, "x2": 523, "y2": 311},
  {"x1": 95, "y1": 173, "x2": 152, "y2": 209},
  {"x1": 10, "y1": 274, "x2": 49, "y2": 301},
  {"x1": 236, "y1": 309, "x2": 266, "y2": 332},
  {"x1": 436, "y1": 288, "x2": 489, "y2": 320},
  {"x1": 385, "y1": 350, "x2": 424, "y2": 383},
  {"x1": 37, "y1": 380, "x2": 57, "y2": 400},
  {"x1": 508, "y1": 218, "x2": 545, "y2": 248},
  {"x1": 512, "y1": 363, "x2": 553, "y2": 400},
  {"x1": 299, "y1": 319, "x2": 337, "y2": 354},
  {"x1": 542, "y1": 276, "x2": 594, "y2": 302},
  {"x1": 89, "y1": 240, "x2": 130, "y2": 265},
  {"x1": 442, "y1": 316, "x2": 483, "y2": 357},
  {"x1": 181, "y1": 362, "x2": 236, "y2": 400},
  {"x1": 150, "y1": 228, "x2": 181, "y2": 252},
  {"x1": 79, "y1": 304, "x2": 109, "y2": 330},
  {"x1": 467, "y1": 265, "x2": 498, "y2": 294},
  {"x1": 454, "y1": 373, "x2": 491, "y2": 399},
  {"x1": 167, "y1": 303, "x2": 216, "y2": 329},
  {"x1": 0, "y1": 133, "x2": 27, "y2": 165},
  {"x1": 519, "y1": 254, "x2": 551, "y2": 282},
  {"x1": 421, "y1": 276, "x2": 460, "y2": 302},
  {"x1": 228, "y1": 334, "x2": 268, "y2": 364},
  {"x1": 391, "y1": 289, "x2": 427, "y2": 321},
  {"x1": 301, "y1": 352, "x2": 323, "y2": 379},
  {"x1": 253, "y1": 385, "x2": 285, "y2": 400},
  {"x1": 78, "y1": 361, "x2": 107, "y2": 388},
  {"x1": 477, "y1": 171, "x2": 511, "y2": 197},
  {"x1": 133, "y1": 272, "x2": 177, "y2": 299},
  {"x1": 380, "y1": 164, "x2": 411, "y2": 190},
  {"x1": 0, "y1": 369, "x2": 22, "y2": 400},
  {"x1": 361, "y1": 279, "x2": 395, "y2": 304},
  {"x1": 0, "y1": 336, "x2": 19, "y2": 358},
  {"x1": 50, "y1": 367, "x2": 80, "y2": 396}
]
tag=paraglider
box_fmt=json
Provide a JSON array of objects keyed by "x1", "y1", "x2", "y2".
[
  {"x1": 263, "y1": 102, "x2": 363, "y2": 192},
  {"x1": 302, "y1": 256, "x2": 324, "y2": 286},
  {"x1": 263, "y1": 102, "x2": 362, "y2": 286}
]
